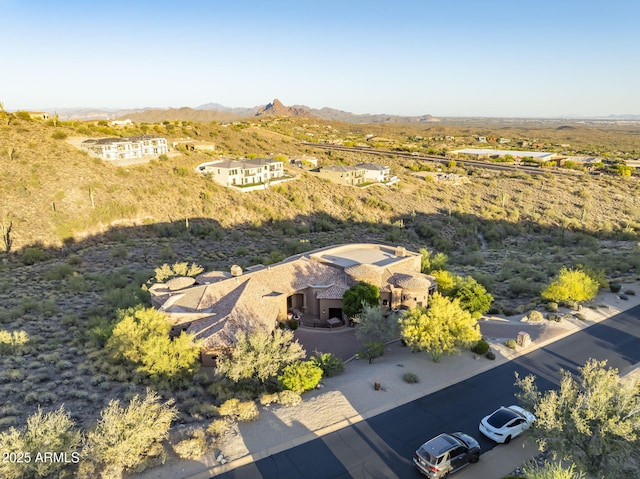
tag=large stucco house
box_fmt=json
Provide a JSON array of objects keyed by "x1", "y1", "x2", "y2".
[
  {"x1": 196, "y1": 157, "x2": 287, "y2": 190},
  {"x1": 149, "y1": 244, "x2": 437, "y2": 365},
  {"x1": 314, "y1": 165, "x2": 366, "y2": 186},
  {"x1": 81, "y1": 135, "x2": 168, "y2": 161}
]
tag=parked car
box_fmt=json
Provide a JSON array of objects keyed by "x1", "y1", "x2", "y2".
[
  {"x1": 413, "y1": 432, "x2": 480, "y2": 478},
  {"x1": 479, "y1": 405, "x2": 536, "y2": 444}
]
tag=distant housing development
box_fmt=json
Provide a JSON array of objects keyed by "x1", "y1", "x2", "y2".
[
  {"x1": 81, "y1": 135, "x2": 168, "y2": 161},
  {"x1": 356, "y1": 163, "x2": 399, "y2": 185},
  {"x1": 451, "y1": 148, "x2": 557, "y2": 162},
  {"x1": 149, "y1": 244, "x2": 437, "y2": 365},
  {"x1": 196, "y1": 157, "x2": 289, "y2": 191}
]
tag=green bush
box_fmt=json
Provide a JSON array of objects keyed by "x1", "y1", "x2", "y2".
[
  {"x1": 624, "y1": 289, "x2": 636, "y2": 295},
  {"x1": 403, "y1": 372, "x2": 419, "y2": 384},
  {"x1": 218, "y1": 398, "x2": 259, "y2": 421},
  {"x1": 504, "y1": 339, "x2": 517, "y2": 350},
  {"x1": 472, "y1": 339, "x2": 490, "y2": 355},
  {"x1": 310, "y1": 352, "x2": 344, "y2": 377},
  {"x1": 287, "y1": 319, "x2": 299, "y2": 330},
  {"x1": 574, "y1": 313, "x2": 586, "y2": 321},
  {"x1": 609, "y1": 283, "x2": 622, "y2": 293},
  {"x1": 545, "y1": 301, "x2": 559, "y2": 312},
  {"x1": 20, "y1": 247, "x2": 46, "y2": 265},
  {"x1": 485, "y1": 351, "x2": 496, "y2": 360},
  {"x1": 279, "y1": 361, "x2": 323, "y2": 393}
]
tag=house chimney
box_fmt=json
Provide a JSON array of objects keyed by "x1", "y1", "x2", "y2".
[
  {"x1": 395, "y1": 246, "x2": 406, "y2": 257},
  {"x1": 230, "y1": 265, "x2": 243, "y2": 277}
]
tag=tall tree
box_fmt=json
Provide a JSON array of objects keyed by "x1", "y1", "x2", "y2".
[
  {"x1": 541, "y1": 267, "x2": 599, "y2": 304},
  {"x1": 342, "y1": 281, "x2": 380, "y2": 318},
  {"x1": 399, "y1": 293, "x2": 481, "y2": 362},
  {"x1": 353, "y1": 303, "x2": 401, "y2": 343},
  {"x1": 516, "y1": 359, "x2": 640, "y2": 479},
  {"x1": 215, "y1": 328, "x2": 305, "y2": 385}
]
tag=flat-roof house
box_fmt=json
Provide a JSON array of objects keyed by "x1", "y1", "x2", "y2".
[
  {"x1": 28, "y1": 112, "x2": 50, "y2": 120},
  {"x1": 196, "y1": 157, "x2": 286, "y2": 190},
  {"x1": 315, "y1": 165, "x2": 366, "y2": 186},
  {"x1": 356, "y1": 163, "x2": 399, "y2": 185},
  {"x1": 451, "y1": 148, "x2": 556, "y2": 163},
  {"x1": 81, "y1": 135, "x2": 168, "y2": 161},
  {"x1": 149, "y1": 244, "x2": 437, "y2": 365}
]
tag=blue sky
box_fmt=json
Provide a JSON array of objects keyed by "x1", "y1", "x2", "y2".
[{"x1": 1, "y1": 0, "x2": 638, "y2": 117}]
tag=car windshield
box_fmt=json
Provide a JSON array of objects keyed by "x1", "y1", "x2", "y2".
[{"x1": 487, "y1": 408, "x2": 520, "y2": 427}]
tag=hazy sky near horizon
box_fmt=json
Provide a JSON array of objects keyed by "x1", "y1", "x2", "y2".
[{"x1": 1, "y1": 0, "x2": 638, "y2": 118}]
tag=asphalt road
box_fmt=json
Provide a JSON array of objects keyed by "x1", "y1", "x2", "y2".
[{"x1": 214, "y1": 306, "x2": 640, "y2": 478}]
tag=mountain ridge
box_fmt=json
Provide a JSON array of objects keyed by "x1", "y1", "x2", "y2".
[{"x1": 51, "y1": 99, "x2": 439, "y2": 124}]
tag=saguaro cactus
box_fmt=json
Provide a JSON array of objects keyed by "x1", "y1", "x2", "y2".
[{"x1": 0, "y1": 220, "x2": 13, "y2": 253}]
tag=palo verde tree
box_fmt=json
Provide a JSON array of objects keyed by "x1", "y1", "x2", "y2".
[
  {"x1": 105, "y1": 305, "x2": 201, "y2": 386},
  {"x1": 352, "y1": 303, "x2": 401, "y2": 343},
  {"x1": 515, "y1": 359, "x2": 640, "y2": 479},
  {"x1": 431, "y1": 270, "x2": 493, "y2": 320},
  {"x1": 399, "y1": 292, "x2": 481, "y2": 362},
  {"x1": 419, "y1": 247, "x2": 448, "y2": 274},
  {"x1": 541, "y1": 267, "x2": 599, "y2": 304},
  {"x1": 342, "y1": 281, "x2": 380, "y2": 318},
  {"x1": 215, "y1": 328, "x2": 305, "y2": 389}
]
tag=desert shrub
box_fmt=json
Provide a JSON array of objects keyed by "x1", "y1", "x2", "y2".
[
  {"x1": 527, "y1": 310, "x2": 544, "y2": 322},
  {"x1": 310, "y1": 352, "x2": 344, "y2": 377},
  {"x1": 287, "y1": 319, "x2": 299, "y2": 330},
  {"x1": 279, "y1": 361, "x2": 323, "y2": 394},
  {"x1": 609, "y1": 283, "x2": 622, "y2": 292},
  {"x1": 277, "y1": 390, "x2": 302, "y2": 407},
  {"x1": 545, "y1": 302, "x2": 559, "y2": 312},
  {"x1": 624, "y1": 289, "x2": 636, "y2": 295},
  {"x1": 83, "y1": 390, "x2": 177, "y2": 477},
  {"x1": 218, "y1": 399, "x2": 259, "y2": 421},
  {"x1": 547, "y1": 313, "x2": 559, "y2": 322},
  {"x1": 505, "y1": 339, "x2": 517, "y2": 350},
  {"x1": 472, "y1": 339, "x2": 490, "y2": 355},
  {"x1": 20, "y1": 247, "x2": 46, "y2": 265},
  {"x1": 0, "y1": 330, "x2": 29, "y2": 355},
  {"x1": 259, "y1": 393, "x2": 280, "y2": 406},
  {"x1": 403, "y1": 372, "x2": 419, "y2": 383},
  {"x1": 44, "y1": 263, "x2": 75, "y2": 280},
  {"x1": 574, "y1": 313, "x2": 587, "y2": 321},
  {"x1": 206, "y1": 419, "x2": 230, "y2": 441},
  {"x1": 485, "y1": 351, "x2": 496, "y2": 360},
  {"x1": 0, "y1": 406, "x2": 82, "y2": 479},
  {"x1": 173, "y1": 430, "x2": 207, "y2": 459},
  {"x1": 51, "y1": 130, "x2": 68, "y2": 139}
]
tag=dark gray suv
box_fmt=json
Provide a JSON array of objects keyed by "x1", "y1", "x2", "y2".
[{"x1": 413, "y1": 432, "x2": 480, "y2": 478}]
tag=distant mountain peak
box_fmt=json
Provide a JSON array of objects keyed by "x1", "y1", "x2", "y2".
[{"x1": 254, "y1": 99, "x2": 311, "y2": 118}]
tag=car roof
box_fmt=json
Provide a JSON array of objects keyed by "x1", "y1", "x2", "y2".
[
  {"x1": 487, "y1": 407, "x2": 522, "y2": 427},
  {"x1": 420, "y1": 433, "x2": 461, "y2": 456}
]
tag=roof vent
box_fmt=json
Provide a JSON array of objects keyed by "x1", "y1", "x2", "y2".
[
  {"x1": 395, "y1": 246, "x2": 407, "y2": 257},
  {"x1": 230, "y1": 264, "x2": 243, "y2": 277}
]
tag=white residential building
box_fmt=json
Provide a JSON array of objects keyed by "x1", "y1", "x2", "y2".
[
  {"x1": 81, "y1": 135, "x2": 168, "y2": 161},
  {"x1": 356, "y1": 163, "x2": 399, "y2": 185},
  {"x1": 196, "y1": 157, "x2": 286, "y2": 189}
]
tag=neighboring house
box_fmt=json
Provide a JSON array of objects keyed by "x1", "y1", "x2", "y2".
[
  {"x1": 356, "y1": 163, "x2": 399, "y2": 185},
  {"x1": 196, "y1": 157, "x2": 286, "y2": 190},
  {"x1": 314, "y1": 165, "x2": 366, "y2": 186},
  {"x1": 149, "y1": 243, "x2": 437, "y2": 365},
  {"x1": 289, "y1": 155, "x2": 318, "y2": 168},
  {"x1": 110, "y1": 119, "x2": 132, "y2": 126},
  {"x1": 28, "y1": 112, "x2": 50, "y2": 120},
  {"x1": 81, "y1": 135, "x2": 168, "y2": 161}
]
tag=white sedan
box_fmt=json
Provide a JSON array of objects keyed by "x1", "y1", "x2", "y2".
[{"x1": 479, "y1": 405, "x2": 536, "y2": 444}]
